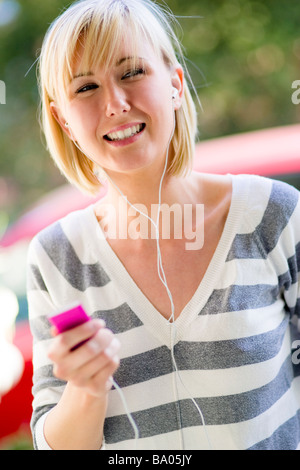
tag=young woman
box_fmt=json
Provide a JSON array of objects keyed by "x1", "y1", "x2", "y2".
[{"x1": 28, "y1": 0, "x2": 300, "y2": 450}]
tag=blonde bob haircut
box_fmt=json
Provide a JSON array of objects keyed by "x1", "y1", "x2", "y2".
[{"x1": 38, "y1": 0, "x2": 198, "y2": 195}]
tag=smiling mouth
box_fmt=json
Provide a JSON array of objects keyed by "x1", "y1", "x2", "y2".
[{"x1": 104, "y1": 123, "x2": 146, "y2": 142}]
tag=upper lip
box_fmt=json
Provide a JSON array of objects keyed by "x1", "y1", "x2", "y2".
[{"x1": 104, "y1": 121, "x2": 144, "y2": 136}]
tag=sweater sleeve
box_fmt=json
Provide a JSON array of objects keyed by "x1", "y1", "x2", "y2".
[
  {"x1": 26, "y1": 235, "x2": 65, "y2": 449},
  {"x1": 277, "y1": 182, "x2": 300, "y2": 327}
]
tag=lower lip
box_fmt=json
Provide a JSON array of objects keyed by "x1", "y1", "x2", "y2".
[{"x1": 104, "y1": 126, "x2": 145, "y2": 147}]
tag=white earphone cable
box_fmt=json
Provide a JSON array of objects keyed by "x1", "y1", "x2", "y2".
[{"x1": 68, "y1": 94, "x2": 212, "y2": 449}]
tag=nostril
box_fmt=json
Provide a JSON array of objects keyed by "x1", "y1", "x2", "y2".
[{"x1": 105, "y1": 95, "x2": 131, "y2": 117}]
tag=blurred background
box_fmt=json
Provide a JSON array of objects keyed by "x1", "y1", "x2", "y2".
[{"x1": 0, "y1": 0, "x2": 299, "y2": 450}]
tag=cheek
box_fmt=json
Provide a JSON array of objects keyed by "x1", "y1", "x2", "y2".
[
  {"x1": 137, "y1": 84, "x2": 173, "y2": 127},
  {"x1": 148, "y1": 93, "x2": 175, "y2": 138},
  {"x1": 68, "y1": 101, "x2": 98, "y2": 137}
]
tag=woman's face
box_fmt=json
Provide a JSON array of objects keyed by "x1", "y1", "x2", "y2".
[{"x1": 51, "y1": 36, "x2": 183, "y2": 177}]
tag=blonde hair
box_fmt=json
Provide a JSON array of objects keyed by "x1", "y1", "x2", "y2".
[{"x1": 38, "y1": 0, "x2": 198, "y2": 194}]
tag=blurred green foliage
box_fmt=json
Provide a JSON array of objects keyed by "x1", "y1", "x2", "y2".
[{"x1": 0, "y1": 0, "x2": 299, "y2": 221}]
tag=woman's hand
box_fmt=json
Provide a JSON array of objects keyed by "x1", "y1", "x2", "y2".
[{"x1": 48, "y1": 319, "x2": 120, "y2": 398}]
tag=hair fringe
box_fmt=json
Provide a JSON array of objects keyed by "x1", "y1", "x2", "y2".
[{"x1": 38, "y1": 0, "x2": 199, "y2": 195}]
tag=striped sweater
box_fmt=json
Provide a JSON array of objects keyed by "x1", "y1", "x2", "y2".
[{"x1": 27, "y1": 174, "x2": 300, "y2": 450}]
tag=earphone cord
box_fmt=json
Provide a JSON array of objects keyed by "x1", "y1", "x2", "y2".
[{"x1": 71, "y1": 101, "x2": 213, "y2": 450}]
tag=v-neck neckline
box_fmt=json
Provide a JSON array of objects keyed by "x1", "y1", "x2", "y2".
[{"x1": 86, "y1": 174, "x2": 249, "y2": 346}]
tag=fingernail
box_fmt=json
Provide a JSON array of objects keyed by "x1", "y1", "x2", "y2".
[
  {"x1": 104, "y1": 338, "x2": 120, "y2": 358},
  {"x1": 89, "y1": 319, "x2": 105, "y2": 332}
]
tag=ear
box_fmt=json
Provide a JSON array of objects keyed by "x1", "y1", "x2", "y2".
[
  {"x1": 49, "y1": 101, "x2": 74, "y2": 141},
  {"x1": 171, "y1": 65, "x2": 184, "y2": 110}
]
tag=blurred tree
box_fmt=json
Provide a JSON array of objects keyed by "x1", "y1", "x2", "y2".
[
  {"x1": 0, "y1": 0, "x2": 70, "y2": 220},
  {"x1": 0, "y1": 0, "x2": 299, "y2": 221},
  {"x1": 171, "y1": 0, "x2": 300, "y2": 137}
]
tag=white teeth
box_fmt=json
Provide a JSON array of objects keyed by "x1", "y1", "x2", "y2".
[
  {"x1": 116, "y1": 130, "x2": 124, "y2": 139},
  {"x1": 106, "y1": 124, "x2": 143, "y2": 141},
  {"x1": 124, "y1": 128, "x2": 132, "y2": 138}
]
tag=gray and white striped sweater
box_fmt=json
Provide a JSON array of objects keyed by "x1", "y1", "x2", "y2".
[{"x1": 27, "y1": 174, "x2": 300, "y2": 450}]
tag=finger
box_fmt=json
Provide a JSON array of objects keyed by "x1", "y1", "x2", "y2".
[
  {"x1": 50, "y1": 325, "x2": 59, "y2": 337},
  {"x1": 69, "y1": 319, "x2": 106, "y2": 351},
  {"x1": 48, "y1": 319, "x2": 105, "y2": 360},
  {"x1": 83, "y1": 327, "x2": 115, "y2": 357},
  {"x1": 51, "y1": 328, "x2": 118, "y2": 380},
  {"x1": 83, "y1": 355, "x2": 120, "y2": 397},
  {"x1": 66, "y1": 328, "x2": 117, "y2": 370},
  {"x1": 103, "y1": 337, "x2": 121, "y2": 360},
  {"x1": 70, "y1": 339, "x2": 120, "y2": 388}
]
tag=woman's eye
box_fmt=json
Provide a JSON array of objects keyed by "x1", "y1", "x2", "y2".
[
  {"x1": 122, "y1": 68, "x2": 145, "y2": 80},
  {"x1": 76, "y1": 84, "x2": 98, "y2": 94}
]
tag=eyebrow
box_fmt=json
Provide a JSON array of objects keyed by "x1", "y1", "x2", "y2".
[
  {"x1": 71, "y1": 56, "x2": 145, "y2": 81},
  {"x1": 72, "y1": 71, "x2": 93, "y2": 80},
  {"x1": 115, "y1": 56, "x2": 143, "y2": 66}
]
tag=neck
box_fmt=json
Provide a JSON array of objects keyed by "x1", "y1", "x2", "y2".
[
  {"x1": 104, "y1": 164, "x2": 196, "y2": 210},
  {"x1": 95, "y1": 167, "x2": 199, "y2": 243}
]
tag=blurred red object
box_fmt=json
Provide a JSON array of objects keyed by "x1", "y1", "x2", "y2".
[
  {"x1": 0, "y1": 321, "x2": 33, "y2": 440},
  {"x1": 194, "y1": 123, "x2": 300, "y2": 175},
  {"x1": 0, "y1": 184, "x2": 105, "y2": 248}
]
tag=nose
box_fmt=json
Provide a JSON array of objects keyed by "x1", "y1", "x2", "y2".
[{"x1": 105, "y1": 86, "x2": 131, "y2": 117}]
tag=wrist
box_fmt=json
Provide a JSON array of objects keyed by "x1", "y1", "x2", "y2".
[
  {"x1": 66, "y1": 381, "x2": 109, "y2": 409},
  {"x1": 43, "y1": 382, "x2": 109, "y2": 450}
]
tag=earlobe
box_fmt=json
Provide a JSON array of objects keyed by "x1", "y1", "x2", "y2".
[{"x1": 49, "y1": 101, "x2": 73, "y2": 139}]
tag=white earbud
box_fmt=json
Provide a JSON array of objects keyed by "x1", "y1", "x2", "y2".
[
  {"x1": 172, "y1": 88, "x2": 178, "y2": 100},
  {"x1": 64, "y1": 122, "x2": 76, "y2": 142}
]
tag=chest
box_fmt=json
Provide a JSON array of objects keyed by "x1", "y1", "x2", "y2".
[
  {"x1": 95, "y1": 173, "x2": 233, "y2": 321},
  {"x1": 106, "y1": 214, "x2": 227, "y2": 321}
]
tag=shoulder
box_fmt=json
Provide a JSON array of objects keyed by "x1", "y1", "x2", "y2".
[
  {"x1": 233, "y1": 174, "x2": 300, "y2": 254},
  {"x1": 225, "y1": 174, "x2": 300, "y2": 262},
  {"x1": 191, "y1": 171, "x2": 299, "y2": 218},
  {"x1": 27, "y1": 204, "x2": 110, "y2": 292},
  {"x1": 235, "y1": 173, "x2": 299, "y2": 220},
  {"x1": 191, "y1": 171, "x2": 233, "y2": 212}
]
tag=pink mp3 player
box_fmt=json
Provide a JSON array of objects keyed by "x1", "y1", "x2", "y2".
[{"x1": 48, "y1": 303, "x2": 91, "y2": 350}]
